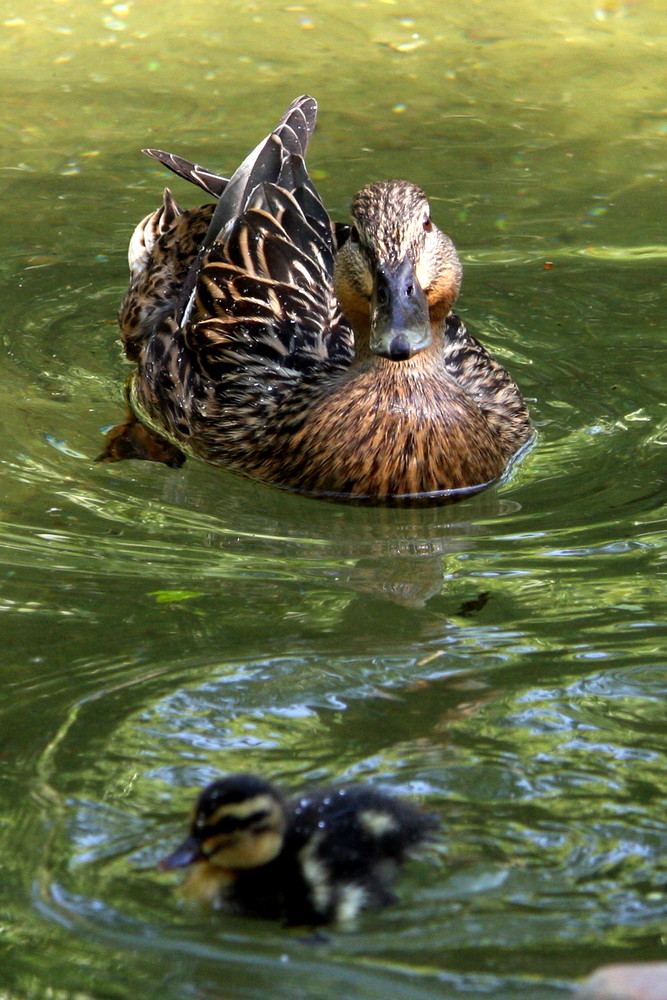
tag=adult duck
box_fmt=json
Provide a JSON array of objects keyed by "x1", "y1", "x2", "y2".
[{"x1": 108, "y1": 95, "x2": 532, "y2": 503}]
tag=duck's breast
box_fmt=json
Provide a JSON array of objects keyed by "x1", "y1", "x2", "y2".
[{"x1": 271, "y1": 365, "x2": 508, "y2": 498}]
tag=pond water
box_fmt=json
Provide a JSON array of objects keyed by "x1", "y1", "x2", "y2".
[{"x1": 1, "y1": 1, "x2": 666, "y2": 998}]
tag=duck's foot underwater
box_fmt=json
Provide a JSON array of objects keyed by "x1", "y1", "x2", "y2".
[{"x1": 96, "y1": 411, "x2": 186, "y2": 468}]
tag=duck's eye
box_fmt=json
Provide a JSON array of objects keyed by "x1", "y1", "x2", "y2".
[
  {"x1": 422, "y1": 214, "x2": 432, "y2": 233},
  {"x1": 349, "y1": 225, "x2": 360, "y2": 244}
]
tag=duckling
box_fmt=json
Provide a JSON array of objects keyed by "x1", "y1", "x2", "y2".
[
  {"x1": 108, "y1": 95, "x2": 532, "y2": 503},
  {"x1": 159, "y1": 773, "x2": 438, "y2": 925}
]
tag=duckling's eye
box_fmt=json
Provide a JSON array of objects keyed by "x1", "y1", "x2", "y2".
[
  {"x1": 422, "y1": 214, "x2": 433, "y2": 233},
  {"x1": 349, "y1": 225, "x2": 360, "y2": 244}
]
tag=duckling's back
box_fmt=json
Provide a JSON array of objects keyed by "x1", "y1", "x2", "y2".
[{"x1": 281, "y1": 786, "x2": 438, "y2": 924}]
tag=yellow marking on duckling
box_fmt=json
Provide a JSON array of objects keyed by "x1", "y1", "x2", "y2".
[
  {"x1": 179, "y1": 862, "x2": 235, "y2": 905},
  {"x1": 359, "y1": 809, "x2": 400, "y2": 837},
  {"x1": 335, "y1": 884, "x2": 367, "y2": 924},
  {"x1": 298, "y1": 833, "x2": 332, "y2": 912},
  {"x1": 200, "y1": 792, "x2": 285, "y2": 871}
]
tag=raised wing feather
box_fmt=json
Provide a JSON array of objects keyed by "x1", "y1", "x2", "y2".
[
  {"x1": 175, "y1": 96, "x2": 320, "y2": 328},
  {"x1": 127, "y1": 187, "x2": 182, "y2": 279},
  {"x1": 187, "y1": 178, "x2": 353, "y2": 382},
  {"x1": 170, "y1": 95, "x2": 353, "y2": 380},
  {"x1": 142, "y1": 148, "x2": 228, "y2": 198},
  {"x1": 200, "y1": 95, "x2": 318, "y2": 253}
]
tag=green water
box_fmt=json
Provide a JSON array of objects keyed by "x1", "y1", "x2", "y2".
[{"x1": 1, "y1": 1, "x2": 666, "y2": 998}]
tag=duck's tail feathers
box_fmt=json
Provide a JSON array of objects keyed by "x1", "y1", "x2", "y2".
[
  {"x1": 142, "y1": 148, "x2": 228, "y2": 198},
  {"x1": 127, "y1": 187, "x2": 182, "y2": 279}
]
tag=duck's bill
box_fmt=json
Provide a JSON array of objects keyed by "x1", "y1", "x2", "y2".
[
  {"x1": 158, "y1": 834, "x2": 203, "y2": 870},
  {"x1": 369, "y1": 258, "x2": 432, "y2": 361}
]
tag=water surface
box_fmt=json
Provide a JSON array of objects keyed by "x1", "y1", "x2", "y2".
[{"x1": 1, "y1": 2, "x2": 666, "y2": 998}]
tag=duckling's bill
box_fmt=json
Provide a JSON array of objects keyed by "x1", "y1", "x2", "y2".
[
  {"x1": 370, "y1": 257, "x2": 432, "y2": 361},
  {"x1": 159, "y1": 834, "x2": 203, "y2": 871}
]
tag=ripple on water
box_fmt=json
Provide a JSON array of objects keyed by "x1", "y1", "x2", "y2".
[{"x1": 14, "y1": 653, "x2": 663, "y2": 992}]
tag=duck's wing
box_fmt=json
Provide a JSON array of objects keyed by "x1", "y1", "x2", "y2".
[
  {"x1": 175, "y1": 96, "x2": 318, "y2": 325},
  {"x1": 182, "y1": 96, "x2": 353, "y2": 377},
  {"x1": 142, "y1": 148, "x2": 229, "y2": 199},
  {"x1": 444, "y1": 314, "x2": 533, "y2": 456},
  {"x1": 198, "y1": 94, "x2": 318, "y2": 257}
]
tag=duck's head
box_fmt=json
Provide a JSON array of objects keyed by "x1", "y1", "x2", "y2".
[
  {"x1": 334, "y1": 180, "x2": 463, "y2": 362},
  {"x1": 159, "y1": 774, "x2": 287, "y2": 873}
]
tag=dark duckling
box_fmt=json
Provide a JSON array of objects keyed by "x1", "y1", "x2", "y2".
[
  {"x1": 159, "y1": 773, "x2": 438, "y2": 925},
  {"x1": 110, "y1": 95, "x2": 532, "y2": 503}
]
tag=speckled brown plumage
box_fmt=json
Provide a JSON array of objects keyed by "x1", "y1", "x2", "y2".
[
  {"x1": 119, "y1": 201, "x2": 214, "y2": 361},
  {"x1": 110, "y1": 95, "x2": 532, "y2": 503}
]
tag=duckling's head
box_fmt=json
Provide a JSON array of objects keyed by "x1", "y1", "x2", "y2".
[
  {"x1": 159, "y1": 774, "x2": 287, "y2": 873},
  {"x1": 334, "y1": 179, "x2": 463, "y2": 361}
]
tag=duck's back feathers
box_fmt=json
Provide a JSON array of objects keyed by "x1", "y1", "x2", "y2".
[
  {"x1": 199, "y1": 95, "x2": 318, "y2": 258},
  {"x1": 288, "y1": 785, "x2": 438, "y2": 861},
  {"x1": 131, "y1": 96, "x2": 353, "y2": 391},
  {"x1": 122, "y1": 96, "x2": 349, "y2": 374}
]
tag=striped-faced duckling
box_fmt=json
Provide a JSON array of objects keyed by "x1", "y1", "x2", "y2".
[
  {"x1": 106, "y1": 96, "x2": 532, "y2": 503},
  {"x1": 159, "y1": 773, "x2": 438, "y2": 925}
]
